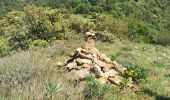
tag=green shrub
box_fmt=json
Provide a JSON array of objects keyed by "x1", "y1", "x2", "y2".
[
  {"x1": 69, "y1": 17, "x2": 95, "y2": 33},
  {"x1": 75, "y1": 4, "x2": 91, "y2": 14},
  {"x1": 111, "y1": 52, "x2": 118, "y2": 61},
  {"x1": 121, "y1": 77, "x2": 133, "y2": 88},
  {"x1": 122, "y1": 64, "x2": 147, "y2": 83},
  {"x1": 24, "y1": 5, "x2": 66, "y2": 40},
  {"x1": 30, "y1": 40, "x2": 48, "y2": 49},
  {"x1": 45, "y1": 82, "x2": 62, "y2": 99},
  {"x1": 153, "y1": 32, "x2": 170, "y2": 45},
  {"x1": 128, "y1": 22, "x2": 154, "y2": 43},
  {"x1": 89, "y1": 6, "x2": 103, "y2": 13},
  {"x1": 0, "y1": 38, "x2": 10, "y2": 57},
  {"x1": 95, "y1": 15, "x2": 128, "y2": 37},
  {"x1": 84, "y1": 74, "x2": 113, "y2": 100},
  {"x1": 90, "y1": 12, "x2": 100, "y2": 19},
  {"x1": 95, "y1": 31, "x2": 115, "y2": 43}
]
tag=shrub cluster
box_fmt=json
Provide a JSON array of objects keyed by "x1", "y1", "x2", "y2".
[
  {"x1": 84, "y1": 74, "x2": 113, "y2": 100},
  {"x1": 122, "y1": 64, "x2": 147, "y2": 83},
  {"x1": 0, "y1": 2, "x2": 170, "y2": 57},
  {"x1": 0, "y1": 5, "x2": 88, "y2": 55}
]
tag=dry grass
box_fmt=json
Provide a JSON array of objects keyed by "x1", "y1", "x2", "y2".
[{"x1": 0, "y1": 39, "x2": 170, "y2": 100}]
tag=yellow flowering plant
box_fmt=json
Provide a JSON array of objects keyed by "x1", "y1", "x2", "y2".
[{"x1": 122, "y1": 64, "x2": 147, "y2": 83}]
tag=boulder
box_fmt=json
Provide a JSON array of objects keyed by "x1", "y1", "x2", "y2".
[
  {"x1": 103, "y1": 67, "x2": 109, "y2": 72},
  {"x1": 76, "y1": 58, "x2": 92, "y2": 65},
  {"x1": 112, "y1": 61, "x2": 127, "y2": 72},
  {"x1": 64, "y1": 62, "x2": 77, "y2": 70},
  {"x1": 112, "y1": 61, "x2": 122, "y2": 68},
  {"x1": 76, "y1": 47, "x2": 82, "y2": 52},
  {"x1": 108, "y1": 76, "x2": 122, "y2": 85},
  {"x1": 85, "y1": 30, "x2": 95, "y2": 36},
  {"x1": 103, "y1": 64, "x2": 113, "y2": 72},
  {"x1": 75, "y1": 66, "x2": 82, "y2": 70},
  {"x1": 98, "y1": 77, "x2": 107, "y2": 84},
  {"x1": 82, "y1": 64, "x2": 92, "y2": 70},
  {"x1": 72, "y1": 69, "x2": 90, "y2": 79},
  {"x1": 89, "y1": 47, "x2": 100, "y2": 57},
  {"x1": 93, "y1": 64, "x2": 104, "y2": 77},
  {"x1": 101, "y1": 53, "x2": 112, "y2": 62},
  {"x1": 94, "y1": 57, "x2": 106, "y2": 68},
  {"x1": 103, "y1": 69, "x2": 117, "y2": 78},
  {"x1": 68, "y1": 52, "x2": 77, "y2": 57},
  {"x1": 78, "y1": 52, "x2": 93, "y2": 60},
  {"x1": 55, "y1": 61, "x2": 62, "y2": 67}
]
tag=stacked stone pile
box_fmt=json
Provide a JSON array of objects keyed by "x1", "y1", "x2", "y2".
[{"x1": 64, "y1": 30, "x2": 127, "y2": 85}]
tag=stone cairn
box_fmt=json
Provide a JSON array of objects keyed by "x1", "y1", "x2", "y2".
[{"x1": 64, "y1": 30, "x2": 127, "y2": 85}]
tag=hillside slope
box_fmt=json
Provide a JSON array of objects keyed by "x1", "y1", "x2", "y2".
[{"x1": 0, "y1": 40, "x2": 170, "y2": 99}]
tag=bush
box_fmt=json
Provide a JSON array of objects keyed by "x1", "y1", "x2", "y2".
[
  {"x1": 128, "y1": 22, "x2": 154, "y2": 43},
  {"x1": 95, "y1": 15, "x2": 128, "y2": 37},
  {"x1": 30, "y1": 40, "x2": 48, "y2": 49},
  {"x1": 69, "y1": 17, "x2": 95, "y2": 33},
  {"x1": 111, "y1": 52, "x2": 119, "y2": 61},
  {"x1": 0, "y1": 5, "x2": 72, "y2": 52},
  {"x1": 84, "y1": 74, "x2": 113, "y2": 100},
  {"x1": 95, "y1": 31, "x2": 115, "y2": 43},
  {"x1": 24, "y1": 5, "x2": 67, "y2": 40},
  {"x1": 0, "y1": 38, "x2": 10, "y2": 57},
  {"x1": 90, "y1": 12, "x2": 100, "y2": 19},
  {"x1": 89, "y1": 6, "x2": 103, "y2": 13},
  {"x1": 153, "y1": 31, "x2": 170, "y2": 45},
  {"x1": 122, "y1": 64, "x2": 147, "y2": 83},
  {"x1": 75, "y1": 4, "x2": 91, "y2": 14}
]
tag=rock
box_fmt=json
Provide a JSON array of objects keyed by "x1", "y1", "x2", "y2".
[
  {"x1": 85, "y1": 30, "x2": 95, "y2": 36},
  {"x1": 90, "y1": 47, "x2": 100, "y2": 57},
  {"x1": 103, "y1": 69, "x2": 117, "y2": 78},
  {"x1": 75, "y1": 66, "x2": 82, "y2": 70},
  {"x1": 93, "y1": 64, "x2": 104, "y2": 77},
  {"x1": 78, "y1": 52, "x2": 93, "y2": 60},
  {"x1": 64, "y1": 57, "x2": 75, "y2": 65},
  {"x1": 101, "y1": 53, "x2": 112, "y2": 62},
  {"x1": 112, "y1": 61, "x2": 126, "y2": 72},
  {"x1": 63, "y1": 30, "x2": 129, "y2": 86},
  {"x1": 103, "y1": 67, "x2": 109, "y2": 72},
  {"x1": 56, "y1": 61, "x2": 62, "y2": 67},
  {"x1": 94, "y1": 57, "x2": 106, "y2": 68},
  {"x1": 64, "y1": 62, "x2": 77, "y2": 70},
  {"x1": 65, "y1": 70, "x2": 79, "y2": 81},
  {"x1": 98, "y1": 77, "x2": 107, "y2": 84},
  {"x1": 68, "y1": 52, "x2": 76, "y2": 57},
  {"x1": 73, "y1": 69, "x2": 90, "y2": 79},
  {"x1": 108, "y1": 76, "x2": 122, "y2": 85},
  {"x1": 76, "y1": 58, "x2": 92, "y2": 65},
  {"x1": 81, "y1": 48, "x2": 90, "y2": 54},
  {"x1": 82, "y1": 64, "x2": 92, "y2": 70},
  {"x1": 112, "y1": 61, "x2": 122, "y2": 68},
  {"x1": 76, "y1": 47, "x2": 82, "y2": 52},
  {"x1": 103, "y1": 64, "x2": 113, "y2": 72}
]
